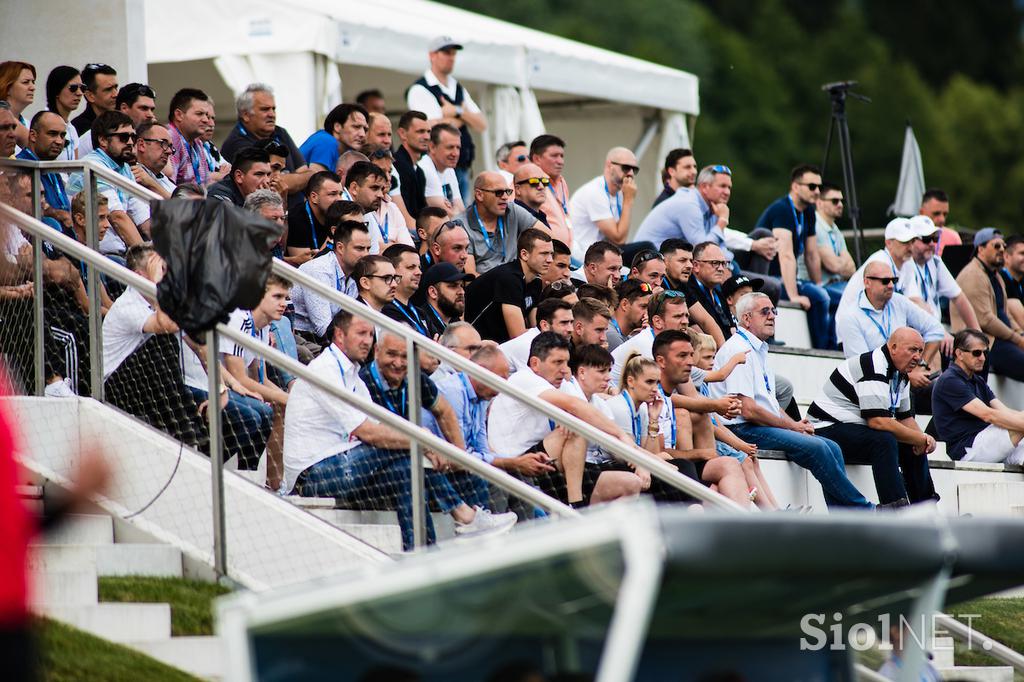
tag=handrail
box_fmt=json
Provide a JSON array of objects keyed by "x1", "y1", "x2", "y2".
[
  {"x1": 0, "y1": 202, "x2": 575, "y2": 519},
  {"x1": 0, "y1": 160, "x2": 742, "y2": 511},
  {"x1": 0, "y1": 157, "x2": 163, "y2": 203},
  {"x1": 935, "y1": 612, "x2": 1024, "y2": 672}
]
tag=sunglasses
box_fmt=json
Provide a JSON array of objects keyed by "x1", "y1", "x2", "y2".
[
  {"x1": 648, "y1": 290, "x2": 686, "y2": 319},
  {"x1": 866, "y1": 276, "x2": 899, "y2": 286},
  {"x1": 141, "y1": 137, "x2": 173, "y2": 151},
  {"x1": 825, "y1": 197, "x2": 843, "y2": 205},
  {"x1": 516, "y1": 177, "x2": 551, "y2": 187},
  {"x1": 755, "y1": 306, "x2": 778, "y2": 317},
  {"x1": 366, "y1": 274, "x2": 402, "y2": 285},
  {"x1": 367, "y1": 148, "x2": 393, "y2": 159},
  {"x1": 697, "y1": 259, "x2": 729, "y2": 269},
  {"x1": 84, "y1": 63, "x2": 111, "y2": 71},
  {"x1": 798, "y1": 182, "x2": 821, "y2": 191},
  {"x1": 710, "y1": 164, "x2": 732, "y2": 175},
  {"x1": 547, "y1": 280, "x2": 576, "y2": 292},
  {"x1": 635, "y1": 281, "x2": 654, "y2": 294},
  {"x1": 961, "y1": 348, "x2": 989, "y2": 357},
  {"x1": 121, "y1": 83, "x2": 156, "y2": 98},
  {"x1": 632, "y1": 250, "x2": 663, "y2": 268},
  {"x1": 67, "y1": 83, "x2": 86, "y2": 94},
  {"x1": 611, "y1": 161, "x2": 640, "y2": 174},
  {"x1": 106, "y1": 131, "x2": 137, "y2": 143},
  {"x1": 918, "y1": 234, "x2": 937, "y2": 244},
  {"x1": 479, "y1": 187, "x2": 514, "y2": 198},
  {"x1": 430, "y1": 219, "x2": 463, "y2": 244},
  {"x1": 514, "y1": 154, "x2": 528, "y2": 163}
]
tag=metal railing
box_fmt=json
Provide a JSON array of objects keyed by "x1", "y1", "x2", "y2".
[{"x1": 0, "y1": 157, "x2": 741, "y2": 561}]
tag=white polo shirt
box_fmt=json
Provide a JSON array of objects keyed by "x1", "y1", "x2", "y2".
[
  {"x1": 569, "y1": 175, "x2": 620, "y2": 262},
  {"x1": 102, "y1": 287, "x2": 155, "y2": 379},
  {"x1": 283, "y1": 344, "x2": 375, "y2": 491},
  {"x1": 709, "y1": 327, "x2": 778, "y2": 425},
  {"x1": 499, "y1": 327, "x2": 540, "y2": 374},
  {"x1": 406, "y1": 69, "x2": 482, "y2": 121},
  {"x1": 488, "y1": 366, "x2": 559, "y2": 456},
  {"x1": 609, "y1": 327, "x2": 656, "y2": 388},
  {"x1": 897, "y1": 256, "x2": 961, "y2": 320},
  {"x1": 418, "y1": 155, "x2": 460, "y2": 203}
]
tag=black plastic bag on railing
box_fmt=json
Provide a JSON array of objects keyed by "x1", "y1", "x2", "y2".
[{"x1": 151, "y1": 198, "x2": 282, "y2": 338}]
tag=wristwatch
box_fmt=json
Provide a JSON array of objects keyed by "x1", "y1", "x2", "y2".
[{"x1": 647, "y1": 424, "x2": 660, "y2": 436}]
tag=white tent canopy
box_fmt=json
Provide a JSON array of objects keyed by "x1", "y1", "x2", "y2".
[{"x1": 145, "y1": 0, "x2": 700, "y2": 204}]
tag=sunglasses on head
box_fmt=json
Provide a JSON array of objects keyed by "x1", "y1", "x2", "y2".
[
  {"x1": 648, "y1": 290, "x2": 686, "y2": 319},
  {"x1": 710, "y1": 164, "x2": 732, "y2": 175},
  {"x1": 866, "y1": 276, "x2": 899, "y2": 286},
  {"x1": 632, "y1": 250, "x2": 663, "y2": 268},
  {"x1": 611, "y1": 161, "x2": 640, "y2": 175},
  {"x1": 516, "y1": 177, "x2": 550, "y2": 188},
  {"x1": 367, "y1": 148, "x2": 392, "y2": 159},
  {"x1": 430, "y1": 219, "x2": 463, "y2": 243},
  {"x1": 122, "y1": 83, "x2": 156, "y2": 98}
]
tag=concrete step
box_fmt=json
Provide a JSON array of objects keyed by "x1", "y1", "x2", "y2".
[
  {"x1": 29, "y1": 544, "x2": 183, "y2": 578},
  {"x1": 937, "y1": 666, "x2": 1013, "y2": 681},
  {"x1": 32, "y1": 568, "x2": 98, "y2": 608},
  {"x1": 336, "y1": 523, "x2": 403, "y2": 555},
  {"x1": 309, "y1": 508, "x2": 455, "y2": 542},
  {"x1": 957, "y1": 482, "x2": 1024, "y2": 516},
  {"x1": 45, "y1": 602, "x2": 171, "y2": 643},
  {"x1": 130, "y1": 636, "x2": 226, "y2": 680},
  {"x1": 39, "y1": 514, "x2": 113, "y2": 546},
  {"x1": 776, "y1": 305, "x2": 811, "y2": 349},
  {"x1": 930, "y1": 636, "x2": 955, "y2": 668}
]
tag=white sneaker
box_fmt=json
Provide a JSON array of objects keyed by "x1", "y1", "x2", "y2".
[
  {"x1": 44, "y1": 378, "x2": 74, "y2": 398},
  {"x1": 453, "y1": 506, "x2": 517, "y2": 538}
]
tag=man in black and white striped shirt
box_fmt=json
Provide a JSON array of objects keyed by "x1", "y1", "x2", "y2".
[{"x1": 808, "y1": 327, "x2": 937, "y2": 506}]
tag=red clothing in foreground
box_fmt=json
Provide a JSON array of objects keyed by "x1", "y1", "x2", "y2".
[{"x1": 0, "y1": 396, "x2": 32, "y2": 626}]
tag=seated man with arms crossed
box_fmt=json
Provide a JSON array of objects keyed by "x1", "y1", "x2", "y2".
[
  {"x1": 488, "y1": 332, "x2": 637, "y2": 509},
  {"x1": 284, "y1": 309, "x2": 516, "y2": 550}
]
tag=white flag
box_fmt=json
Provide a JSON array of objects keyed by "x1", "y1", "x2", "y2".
[{"x1": 889, "y1": 124, "x2": 926, "y2": 217}]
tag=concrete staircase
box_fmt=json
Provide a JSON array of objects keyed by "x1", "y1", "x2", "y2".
[
  {"x1": 930, "y1": 635, "x2": 1014, "y2": 681},
  {"x1": 29, "y1": 511, "x2": 226, "y2": 680}
]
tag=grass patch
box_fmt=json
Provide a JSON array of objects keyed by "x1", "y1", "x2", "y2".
[
  {"x1": 98, "y1": 576, "x2": 231, "y2": 637},
  {"x1": 37, "y1": 617, "x2": 200, "y2": 682},
  {"x1": 947, "y1": 597, "x2": 1024, "y2": 673}
]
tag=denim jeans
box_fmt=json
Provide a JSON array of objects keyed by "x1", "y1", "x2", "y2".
[
  {"x1": 300, "y1": 444, "x2": 464, "y2": 550},
  {"x1": 823, "y1": 281, "x2": 847, "y2": 348},
  {"x1": 990, "y1": 337, "x2": 1024, "y2": 382},
  {"x1": 815, "y1": 422, "x2": 936, "y2": 504},
  {"x1": 781, "y1": 279, "x2": 834, "y2": 350},
  {"x1": 187, "y1": 387, "x2": 273, "y2": 470},
  {"x1": 729, "y1": 422, "x2": 872, "y2": 508}
]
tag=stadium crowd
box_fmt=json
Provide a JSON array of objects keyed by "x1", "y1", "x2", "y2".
[{"x1": 4, "y1": 38, "x2": 1024, "y2": 551}]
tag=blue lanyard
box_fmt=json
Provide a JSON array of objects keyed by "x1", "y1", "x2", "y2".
[
  {"x1": 735, "y1": 329, "x2": 772, "y2": 395},
  {"x1": 888, "y1": 374, "x2": 902, "y2": 417},
  {"x1": 657, "y1": 384, "x2": 676, "y2": 448},
  {"x1": 328, "y1": 345, "x2": 358, "y2": 392},
  {"x1": 915, "y1": 261, "x2": 932, "y2": 302},
  {"x1": 788, "y1": 196, "x2": 805, "y2": 244},
  {"x1": 883, "y1": 250, "x2": 903, "y2": 293},
  {"x1": 608, "y1": 317, "x2": 623, "y2": 337},
  {"x1": 425, "y1": 304, "x2": 445, "y2": 331},
  {"x1": 472, "y1": 205, "x2": 504, "y2": 253},
  {"x1": 1003, "y1": 268, "x2": 1023, "y2": 297},
  {"x1": 549, "y1": 182, "x2": 568, "y2": 215},
  {"x1": 368, "y1": 361, "x2": 406, "y2": 416},
  {"x1": 305, "y1": 201, "x2": 319, "y2": 249},
  {"x1": 183, "y1": 136, "x2": 201, "y2": 181},
  {"x1": 604, "y1": 178, "x2": 621, "y2": 218},
  {"x1": 248, "y1": 313, "x2": 266, "y2": 384},
  {"x1": 860, "y1": 297, "x2": 892, "y2": 346},
  {"x1": 695, "y1": 277, "x2": 723, "y2": 313},
  {"x1": 393, "y1": 300, "x2": 428, "y2": 335},
  {"x1": 374, "y1": 210, "x2": 390, "y2": 243},
  {"x1": 335, "y1": 260, "x2": 351, "y2": 296},
  {"x1": 622, "y1": 393, "x2": 643, "y2": 446},
  {"x1": 827, "y1": 227, "x2": 842, "y2": 256}
]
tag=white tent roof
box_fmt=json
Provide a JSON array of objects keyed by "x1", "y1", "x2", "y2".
[{"x1": 145, "y1": 0, "x2": 699, "y2": 115}]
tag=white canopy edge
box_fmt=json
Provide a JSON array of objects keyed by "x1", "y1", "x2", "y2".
[{"x1": 144, "y1": 0, "x2": 699, "y2": 115}]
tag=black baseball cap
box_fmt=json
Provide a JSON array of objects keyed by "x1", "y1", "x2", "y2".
[
  {"x1": 722, "y1": 274, "x2": 763, "y2": 299},
  {"x1": 421, "y1": 262, "x2": 474, "y2": 289}
]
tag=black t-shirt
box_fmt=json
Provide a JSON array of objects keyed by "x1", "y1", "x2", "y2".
[
  {"x1": 465, "y1": 260, "x2": 543, "y2": 343},
  {"x1": 652, "y1": 184, "x2": 675, "y2": 208},
  {"x1": 382, "y1": 299, "x2": 431, "y2": 338},
  {"x1": 394, "y1": 146, "x2": 427, "y2": 221},
  {"x1": 685, "y1": 277, "x2": 733, "y2": 340},
  {"x1": 999, "y1": 268, "x2": 1024, "y2": 302},
  {"x1": 286, "y1": 200, "x2": 333, "y2": 251},
  {"x1": 220, "y1": 123, "x2": 305, "y2": 172}
]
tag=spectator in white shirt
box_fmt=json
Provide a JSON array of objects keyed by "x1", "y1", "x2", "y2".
[
  {"x1": 284, "y1": 310, "x2": 516, "y2": 550},
  {"x1": 418, "y1": 123, "x2": 464, "y2": 216},
  {"x1": 500, "y1": 298, "x2": 574, "y2": 374},
  {"x1": 132, "y1": 122, "x2": 176, "y2": 198},
  {"x1": 569, "y1": 147, "x2": 645, "y2": 264},
  {"x1": 611, "y1": 290, "x2": 689, "y2": 387},
  {"x1": 362, "y1": 143, "x2": 415, "y2": 249}
]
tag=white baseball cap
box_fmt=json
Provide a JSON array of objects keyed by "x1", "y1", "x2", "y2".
[
  {"x1": 908, "y1": 215, "x2": 939, "y2": 238},
  {"x1": 428, "y1": 36, "x2": 463, "y2": 52},
  {"x1": 884, "y1": 217, "x2": 917, "y2": 243}
]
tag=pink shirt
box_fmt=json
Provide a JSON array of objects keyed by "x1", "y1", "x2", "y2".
[
  {"x1": 167, "y1": 123, "x2": 211, "y2": 186},
  {"x1": 935, "y1": 227, "x2": 962, "y2": 256}
]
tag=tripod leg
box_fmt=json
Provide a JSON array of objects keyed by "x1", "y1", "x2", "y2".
[
  {"x1": 835, "y1": 114, "x2": 863, "y2": 264},
  {"x1": 822, "y1": 116, "x2": 837, "y2": 176}
]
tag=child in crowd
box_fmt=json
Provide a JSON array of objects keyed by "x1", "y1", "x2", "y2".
[{"x1": 690, "y1": 331, "x2": 780, "y2": 510}]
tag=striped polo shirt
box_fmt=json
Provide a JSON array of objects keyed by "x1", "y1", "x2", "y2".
[{"x1": 807, "y1": 345, "x2": 913, "y2": 428}]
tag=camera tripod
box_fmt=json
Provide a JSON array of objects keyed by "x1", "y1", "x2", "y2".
[{"x1": 821, "y1": 80, "x2": 870, "y2": 264}]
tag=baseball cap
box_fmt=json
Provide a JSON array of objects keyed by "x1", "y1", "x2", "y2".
[
  {"x1": 722, "y1": 274, "x2": 763, "y2": 299},
  {"x1": 428, "y1": 36, "x2": 463, "y2": 52},
  {"x1": 421, "y1": 262, "x2": 474, "y2": 289},
  {"x1": 883, "y1": 217, "x2": 916, "y2": 243},
  {"x1": 973, "y1": 227, "x2": 1003, "y2": 248},
  {"x1": 908, "y1": 214, "x2": 939, "y2": 238}
]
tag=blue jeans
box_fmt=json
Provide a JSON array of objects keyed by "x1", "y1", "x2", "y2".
[
  {"x1": 187, "y1": 387, "x2": 273, "y2": 470},
  {"x1": 823, "y1": 281, "x2": 847, "y2": 349},
  {"x1": 729, "y1": 422, "x2": 872, "y2": 508},
  {"x1": 300, "y1": 444, "x2": 464, "y2": 550},
  {"x1": 781, "y1": 279, "x2": 833, "y2": 350}
]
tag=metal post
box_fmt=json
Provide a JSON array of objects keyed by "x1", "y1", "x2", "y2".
[
  {"x1": 407, "y1": 337, "x2": 425, "y2": 550},
  {"x1": 31, "y1": 168, "x2": 44, "y2": 396},
  {"x1": 207, "y1": 329, "x2": 228, "y2": 577},
  {"x1": 83, "y1": 168, "x2": 103, "y2": 400}
]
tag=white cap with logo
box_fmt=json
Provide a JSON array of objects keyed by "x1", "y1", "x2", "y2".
[
  {"x1": 428, "y1": 36, "x2": 463, "y2": 52},
  {"x1": 883, "y1": 217, "x2": 917, "y2": 243}
]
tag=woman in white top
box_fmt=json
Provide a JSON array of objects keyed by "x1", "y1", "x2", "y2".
[{"x1": 45, "y1": 66, "x2": 83, "y2": 162}]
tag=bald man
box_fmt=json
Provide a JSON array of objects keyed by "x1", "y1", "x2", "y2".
[
  {"x1": 459, "y1": 170, "x2": 547, "y2": 275},
  {"x1": 513, "y1": 162, "x2": 551, "y2": 226},
  {"x1": 808, "y1": 326, "x2": 938, "y2": 506}
]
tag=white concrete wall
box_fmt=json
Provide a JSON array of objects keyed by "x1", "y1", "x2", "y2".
[{"x1": 0, "y1": 0, "x2": 148, "y2": 122}]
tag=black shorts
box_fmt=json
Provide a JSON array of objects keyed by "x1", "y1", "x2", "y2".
[{"x1": 528, "y1": 458, "x2": 626, "y2": 506}]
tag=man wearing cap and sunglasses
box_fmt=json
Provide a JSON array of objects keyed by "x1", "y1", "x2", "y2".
[
  {"x1": 951, "y1": 228, "x2": 1024, "y2": 382},
  {"x1": 899, "y1": 215, "x2": 979, "y2": 356},
  {"x1": 934, "y1": 328, "x2": 1024, "y2": 465},
  {"x1": 459, "y1": 170, "x2": 546, "y2": 276}
]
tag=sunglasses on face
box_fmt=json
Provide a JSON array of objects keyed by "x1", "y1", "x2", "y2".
[
  {"x1": 141, "y1": 137, "x2": 173, "y2": 151},
  {"x1": 516, "y1": 177, "x2": 551, "y2": 187},
  {"x1": 479, "y1": 187, "x2": 513, "y2": 198},
  {"x1": 106, "y1": 131, "x2": 137, "y2": 144},
  {"x1": 514, "y1": 154, "x2": 527, "y2": 163},
  {"x1": 611, "y1": 161, "x2": 640, "y2": 174},
  {"x1": 824, "y1": 197, "x2": 843, "y2": 205},
  {"x1": 548, "y1": 280, "x2": 576, "y2": 292},
  {"x1": 866, "y1": 276, "x2": 899, "y2": 285},
  {"x1": 755, "y1": 306, "x2": 778, "y2": 317},
  {"x1": 918, "y1": 234, "x2": 938, "y2": 244},
  {"x1": 962, "y1": 348, "x2": 989, "y2": 357},
  {"x1": 67, "y1": 83, "x2": 86, "y2": 94},
  {"x1": 798, "y1": 182, "x2": 821, "y2": 191}
]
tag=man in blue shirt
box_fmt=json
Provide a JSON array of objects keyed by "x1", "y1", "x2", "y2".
[
  {"x1": 756, "y1": 164, "x2": 832, "y2": 349},
  {"x1": 16, "y1": 111, "x2": 73, "y2": 231},
  {"x1": 299, "y1": 102, "x2": 368, "y2": 173}
]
